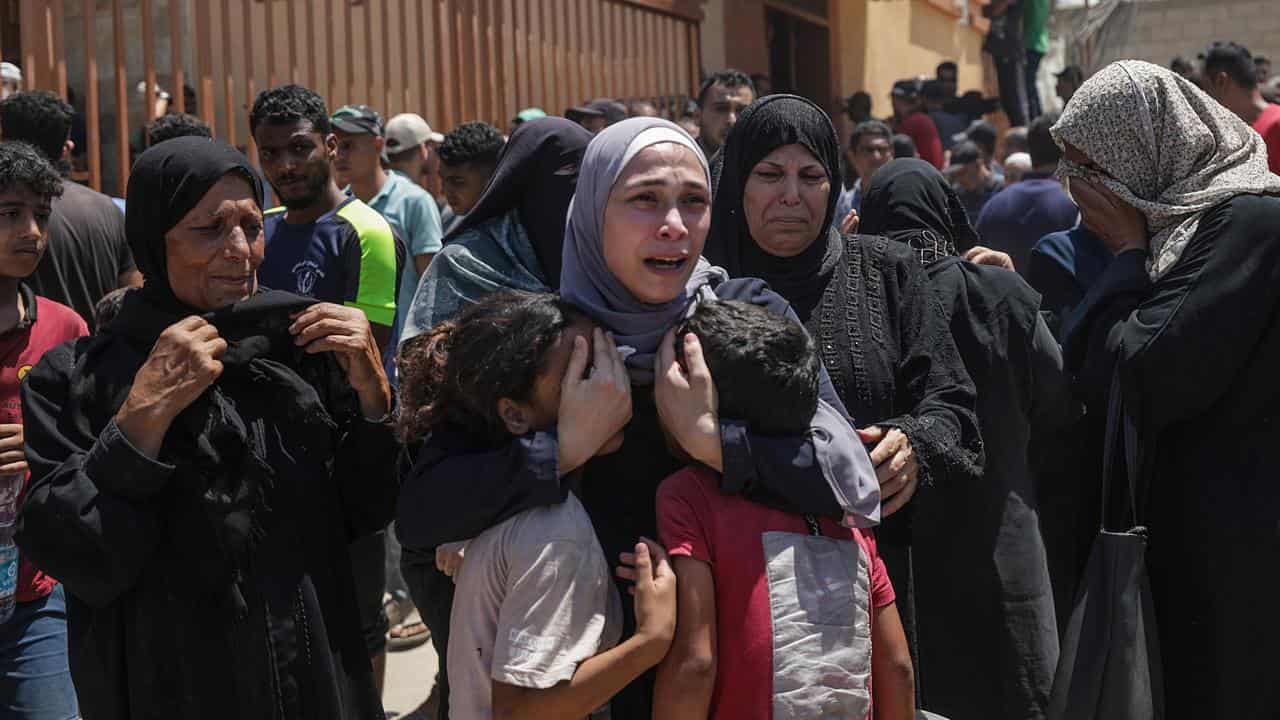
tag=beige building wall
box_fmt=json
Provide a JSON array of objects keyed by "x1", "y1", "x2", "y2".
[{"x1": 837, "y1": 0, "x2": 987, "y2": 120}]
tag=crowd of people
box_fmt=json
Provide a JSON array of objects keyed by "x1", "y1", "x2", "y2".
[{"x1": 0, "y1": 23, "x2": 1276, "y2": 720}]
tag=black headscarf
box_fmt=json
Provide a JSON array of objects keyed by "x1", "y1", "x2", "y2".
[
  {"x1": 858, "y1": 158, "x2": 980, "y2": 265},
  {"x1": 88, "y1": 138, "x2": 351, "y2": 615},
  {"x1": 445, "y1": 117, "x2": 592, "y2": 287},
  {"x1": 704, "y1": 94, "x2": 843, "y2": 321}
]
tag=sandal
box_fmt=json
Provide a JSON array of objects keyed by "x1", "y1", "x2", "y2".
[{"x1": 387, "y1": 615, "x2": 431, "y2": 651}]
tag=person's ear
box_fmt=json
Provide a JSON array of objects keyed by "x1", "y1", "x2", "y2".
[
  {"x1": 374, "y1": 135, "x2": 385, "y2": 155},
  {"x1": 61, "y1": 139, "x2": 74, "y2": 161},
  {"x1": 324, "y1": 133, "x2": 338, "y2": 159},
  {"x1": 497, "y1": 398, "x2": 533, "y2": 436}
]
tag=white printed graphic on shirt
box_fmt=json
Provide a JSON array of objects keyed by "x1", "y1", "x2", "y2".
[{"x1": 763, "y1": 531, "x2": 872, "y2": 719}]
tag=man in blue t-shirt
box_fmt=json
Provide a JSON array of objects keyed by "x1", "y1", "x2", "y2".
[
  {"x1": 249, "y1": 85, "x2": 401, "y2": 354},
  {"x1": 249, "y1": 84, "x2": 403, "y2": 696},
  {"x1": 975, "y1": 112, "x2": 1078, "y2": 275}
]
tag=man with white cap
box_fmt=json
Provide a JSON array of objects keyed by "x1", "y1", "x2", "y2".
[
  {"x1": 0, "y1": 63, "x2": 22, "y2": 100},
  {"x1": 384, "y1": 113, "x2": 445, "y2": 194}
]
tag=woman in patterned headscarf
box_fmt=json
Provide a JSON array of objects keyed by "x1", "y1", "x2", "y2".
[{"x1": 1056, "y1": 60, "x2": 1280, "y2": 718}]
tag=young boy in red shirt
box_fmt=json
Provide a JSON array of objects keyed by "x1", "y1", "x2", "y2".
[
  {"x1": 0, "y1": 141, "x2": 89, "y2": 717},
  {"x1": 654, "y1": 301, "x2": 914, "y2": 720}
]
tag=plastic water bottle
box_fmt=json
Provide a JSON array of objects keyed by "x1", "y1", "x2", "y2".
[{"x1": 0, "y1": 472, "x2": 23, "y2": 624}]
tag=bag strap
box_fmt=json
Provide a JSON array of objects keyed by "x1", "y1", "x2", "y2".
[{"x1": 1100, "y1": 356, "x2": 1146, "y2": 531}]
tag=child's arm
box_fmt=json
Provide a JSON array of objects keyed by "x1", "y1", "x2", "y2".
[
  {"x1": 871, "y1": 602, "x2": 915, "y2": 720},
  {"x1": 653, "y1": 556, "x2": 717, "y2": 720},
  {"x1": 490, "y1": 539, "x2": 676, "y2": 720}
]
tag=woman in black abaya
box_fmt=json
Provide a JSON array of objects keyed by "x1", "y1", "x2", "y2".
[
  {"x1": 859, "y1": 158, "x2": 1078, "y2": 720},
  {"x1": 703, "y1": 95, "x2": 983, "y2": 707},
  {"x1": 16, "y1": 138, "x2": 399, "y2": 719}
]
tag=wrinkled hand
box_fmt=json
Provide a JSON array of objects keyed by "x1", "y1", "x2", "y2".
[
  {"x1": 963, "y1": 246, "x2": 1016, "y2": 271},
  {"x1": 857, "y1": 426, "x2": 919, "y2": 517},
  {"x1": 115, "y1": 316, "x2": 227, "y2": 458},
  {"x1": 615, "y1": 538, "x2": 677, "y2": 660},
  {"x1": 436, "y1": 540, "x2": 469, "y2": 580},
  {"x1": 840, "y1": 208, "x2": 860, "y2": 235},
  {"x1": 1070, "y1": 176, "x2": 1148, "y2": 255},
  {"x1": 0, "y1": 425, "x2": 27, "y2": 475},
  {"x1": 290, "y1": 303, "x2": 390, "y2": 419},
  {"x1": 557, "y1": 328, "x2": 632, "y2": 476},
  {"x1": 655, "y1": 330, "x2": 721, "y2": 471}
]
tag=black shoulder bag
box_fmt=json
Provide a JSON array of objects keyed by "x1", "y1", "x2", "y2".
[{"x1": 1047, "y1": 361, "x2": 1164, "y2": 720}]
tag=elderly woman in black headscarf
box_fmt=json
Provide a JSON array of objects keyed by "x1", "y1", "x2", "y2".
[
  {"x1": 702, "y1": 94, "x2": 982, "y2": 685},
  {"x1": 859, "y1": 158, "x2": 1077, "y2": 720},
  {"x1": 16, "y1": 138, "x2": 399, "y2": 719}
]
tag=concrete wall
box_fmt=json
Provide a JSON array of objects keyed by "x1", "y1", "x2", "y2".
[{"x1": 1065, "y1": 0, "x2": 1280, "y2": 74}]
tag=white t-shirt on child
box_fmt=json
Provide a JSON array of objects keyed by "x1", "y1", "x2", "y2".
[{"x1": 447, "y1": 493, "x2": 623, "y2": 719}]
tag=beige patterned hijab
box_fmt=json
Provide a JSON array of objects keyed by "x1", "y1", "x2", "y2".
[{"x1": 1052, "y1": 60, "x2": 1280, "y2": 279}]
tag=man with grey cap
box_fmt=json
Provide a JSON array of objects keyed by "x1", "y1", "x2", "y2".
[{"x1": 384, "y1": 112, "x2": 445, "y2": 193}]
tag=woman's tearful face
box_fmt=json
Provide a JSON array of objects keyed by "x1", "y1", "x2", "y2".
[
  {"x1": 164, "y1": 173, "x2": 265, "y2": 310},
  {"x1": 602, "y1": 142, "x2": 711, "y2": 305},
  {"x1": 743, "y1": 143, "x2": 831, "y2": 258}
]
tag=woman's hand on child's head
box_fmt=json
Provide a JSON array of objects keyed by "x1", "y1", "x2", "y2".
[
  {"x1": 655, "y1": 330, "x2": 722, "y2": 472},
  {"x1": 616, "y1": 538, "x2": 677, "y2": 663},
  {"x1": 557, "y1": 328, "x2": 633, "y2": 476}
]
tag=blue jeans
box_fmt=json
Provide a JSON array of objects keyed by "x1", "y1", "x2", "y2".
[{"x1": 0, "y1": 584, "x2": 79, "y2": 720}]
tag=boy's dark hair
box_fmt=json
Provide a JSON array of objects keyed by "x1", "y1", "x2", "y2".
[
  {"x1": 949, "y1": 139, "x2": 983, "y2": 166},
  {"x1": 249, "y1": 84, "x2": 331, "y2": 136},
  {"x1": 1027, "y1": 112, "x2": 1061, "y2": 167},
  {"x1": 93, "y1": 286, "x2": 132, "y2": 331},
  {"x1": 676, "y1": 301, "x2": 818, "y2": 435},
  {"x1": 892, "y1": 133, "x2": 918, "y2": 159},
  {"x1": 437, "y1": 121, "x2": 505, "y2": 167},
  {"x1": 147, "y1": 112, "x2": 213, "y2": 147},
  {"x1": 0, "y1": 141, "x2": 64, "y2": 201},
  {"x1": 697, "y1": 69, "x2": 755, "y2": 108},
  {"x1": 1202, "y1": 41, "x2": 1257, "y2": 89},
  {"x1": 396, "y1": 291, "x2": 588, "y2": 443},
  {"x1": 0, "y1": 91, "x2": 73, "y2": 163},
  {"x1": 850, "y1": 120, "x2": 892, "y2": 151}
]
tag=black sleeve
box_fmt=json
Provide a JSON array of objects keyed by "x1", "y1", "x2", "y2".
[
  {"x1": 879, "y1": 259, "x2": 984, "y2": 486},
  {"x1": 1027, "y1": 247, "x2": 1082, "y2": 340},
  {"x1": 1090, "y1": 201, "x2": 1280, "y2": 429},
  {"x1": 332, "y1": 413, "x2": 402, "y2": 540},
  {"x1": 394, "y1": 429, "x2": 565, "y2": 550},
  {"x1": 1026, "y1": 310, "x2": 1080, "y2": 429},
  {"x1": 16, "y1": 344, "x2": 173, "y2": 608},
  {"x1": 1061, "y1": 249, "x2": 1151, "y2": 404}
]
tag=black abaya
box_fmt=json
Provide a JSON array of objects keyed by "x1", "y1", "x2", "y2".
[
  {"x1": 1063, "y1": 194, "x2": 1280, "y2": 719},
  {"x1": 860, "y1": 159, "x2": 1073, "y2": 720}
]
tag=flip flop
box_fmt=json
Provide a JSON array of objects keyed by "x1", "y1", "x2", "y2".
[{"x1": 387, "y1": 615, "x2": 431, "y2": 651}]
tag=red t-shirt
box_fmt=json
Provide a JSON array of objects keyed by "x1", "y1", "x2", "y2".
[
  {"x1": 1252, "y1": 103, "x2": 1280, "y2": 176},
  {"x1": 8, "y1": 292, "x2": 88, "y2": 603},
  {"x1": 897, "y1": 111, "x2": 945, "y2": 170},
  {"x1": 657, "y1": 466, "x2": 895, "y2": 720}
]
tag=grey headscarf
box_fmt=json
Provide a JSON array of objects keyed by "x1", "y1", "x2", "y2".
[
  {"x1": 1053, "y1": 60, "x2": 1280, "y2": 279},
  {"x1": 560, "y1": 117, "x2": 726, "y2": 382}
]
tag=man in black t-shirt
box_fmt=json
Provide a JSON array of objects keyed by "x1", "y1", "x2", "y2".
[{"x1": 0, "y1": 91, "x2": 141, "y2": 330}]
